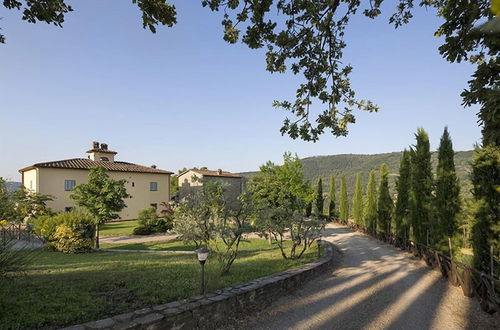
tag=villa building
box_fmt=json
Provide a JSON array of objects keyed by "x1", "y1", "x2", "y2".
[
  {"x1": 19, "y1": 142, "x2": 172, "y2": 220},
  {"x1": 178, "y1": 169, "x2": 243, "y2": 206}
]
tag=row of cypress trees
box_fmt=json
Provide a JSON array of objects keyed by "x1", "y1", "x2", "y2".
[
  {"x1": 317, "y1": 127, "x2": 462, "y2": 251},
  {"x1": 315, "y1": 127, "x2": 497, "y2": 273}
]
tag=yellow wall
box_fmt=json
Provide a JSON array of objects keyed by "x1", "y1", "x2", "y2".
[
  {"x1": 22, "y1": 169, "x2": 38, "y2": 192},
  {"x1": 178, "y1": 171, "x2": 242, "y2": 207},
  {"x1": 24, "y1": 168, "x2": 170, "y2": 220}
]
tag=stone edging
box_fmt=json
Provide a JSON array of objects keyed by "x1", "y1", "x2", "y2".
[{"x1": 63, "y1": 241, "x2": 335, "y2": 330}]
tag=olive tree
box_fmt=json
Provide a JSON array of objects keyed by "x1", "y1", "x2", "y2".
[
  {"x1": 173, "y1": 182, "x2": 254, "y2": 275},
  {"x1": 249, "y1": 153, "x2": 325, "y2": 260}
]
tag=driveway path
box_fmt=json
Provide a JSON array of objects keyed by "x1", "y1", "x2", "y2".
[{"x1": 234, "y1": 223, "x2": 499, "y2": 330}]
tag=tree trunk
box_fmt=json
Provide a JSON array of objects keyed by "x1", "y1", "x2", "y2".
[{"x1": 95, "y1": 224, "x2": 100, "y2": 249}]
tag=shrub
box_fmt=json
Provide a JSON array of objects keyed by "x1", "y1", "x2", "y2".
[
  {"x1": 34, "y1": 211, "x2": 95, "y2": 253},
  {"x1": 136, "y1": 206, "x2": 172, "y2": 234},
  {"x1": 52, "y1": 224, "x2": 93, "y2": 253},
  {"x1": 132, "y1": 226, "x2": 152, "y2": 235},
  {"x1": 33, "y1": 214, "x2": 64, "y2": 245}
]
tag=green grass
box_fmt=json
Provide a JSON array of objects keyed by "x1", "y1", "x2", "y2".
[
  {"x1": 101, "y1": 238, "x2": 292, "y2": 252},
  {"x1": 0, "y1": 246, "x2": 317, "y2": 329},
  {"x1": 100, "y1": 220, "x2": 140, "y2": 236}
]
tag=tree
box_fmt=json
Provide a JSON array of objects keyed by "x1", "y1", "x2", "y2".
[
  {"x1": 315, "y1": 178, "x2": 324, "y2": 217},
  {"x1": 0, "y1": 178, "x2": 15, "y2": 221},
  {"x1": 249, "y1": 153, "x2": 324, "y2": 259},
  {"x1": 70, "y1": 166, "x2": 130, "y2": 249},
  {"x1": 395, "y1": 150, "x2": 411, "y2": 238},
  {"x1": 3, "y1": 2, "x2": 496, "y2": 143},
  {"x1": 339, "y1": 175, "x2": 348, "y2": 223},
  {"x1": 170, "y1": 174, "x2": 179, "y2": 198},
  {"x1": 409, "y1": 128, "x2": 434, "y2": 245},
  {"x1": 470, "y1": 145, "x2": 500, "y2": 272},
  {"x1": 352, "y1": 173, "x2": 363, "y2": 226},
  {"x1": 364, "y1": 170, "x2": 378, "y2": 233},
  {"x1": 328, "y1": 174, "x2": 337, "y2": 219},
  {"x1": 173, "y1": 182, "x2": 253, "y2": 274},
  {"x1": 434, "y1": 127, "x2": 461, "y2": 252},
  {"x1": 377, "y1": 163, "x2": 393, "y2": 234}
]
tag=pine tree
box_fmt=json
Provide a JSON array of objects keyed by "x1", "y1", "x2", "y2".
[
  {"x1": 435, "y1": 127, "x2": 461, "y2": 252},
  {"x1": 409, "y1": 128, "x2": 434, "y2": 245},
  {"x1": 377, "y1": 163, "x2": 393, "y2": 234},
  {"x1": 328, "y1": 174, "x2": 337, "y2": 219},
  {"x1": 315, "y1": 178, "x2": 324, "y2": 217},
  {"x1": 353, "y1": 173, "x2": 363, "y2": 225},
  {"x1": 364, "y1": 170, "x2": 378, "y2": 233},
  {"x1": 339, "y1": 175, "x2": 349, "y2": 223},
  {"x1": 471, "y1": 145, "x2": 500, "y2": 272},
  {"x1": 395, "y1": 150, "x2": 411, "y2": 238}
]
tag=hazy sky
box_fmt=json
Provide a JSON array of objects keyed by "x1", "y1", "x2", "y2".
[{"x1": 0, "y1": 1, "x2": 481, "y2": 180}]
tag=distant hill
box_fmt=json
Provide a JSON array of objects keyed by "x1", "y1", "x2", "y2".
[
  {"x1": 5, "y1": 181, "x2": 22, "y2": 193},
  {"x1": 240, "y1": 150, "x2": 474, "y2": 202}
]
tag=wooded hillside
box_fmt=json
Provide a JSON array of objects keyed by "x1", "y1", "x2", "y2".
[{"x1": 240, "y1": 151, "x2": 474, "y2": 202}]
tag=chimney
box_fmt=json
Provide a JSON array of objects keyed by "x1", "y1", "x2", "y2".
[
  {"x1": 151, "y1": 165, "x2": 157, "y2": 169},
  {"x1": 101, "y1": 143, "x2": 108, "y2": 150},
  {"x1": 217, "y1": 169, "x2": 222, "y2": 175},
  {"x1": 92, "y1": 141, "x2": 99, "y2": 149}
]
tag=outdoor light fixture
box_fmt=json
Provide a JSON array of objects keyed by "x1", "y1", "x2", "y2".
[
  {"x1": 196, "y1": 248, "x2": 210, "y2": 295},
  {"x1": 317, "y1": 235, "x2": 322, "y2": 258}
]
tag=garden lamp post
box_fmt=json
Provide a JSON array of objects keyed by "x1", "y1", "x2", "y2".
[
  {"x1": 196, "y1": 248, "x2": 210, "y2": 295},
  {"x1": 317, "y1": 235, "x2": 322, "y2": 258}
]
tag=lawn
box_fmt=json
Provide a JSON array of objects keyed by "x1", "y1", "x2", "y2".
[
  {"x1": 0, "y1": 246, "x2": 318, "y2": 329},
  {"x1": 101, "y1": 238, "x2": 293, "y2": 251},
  {"x1": 100, "y1": 220, "x2": 139, "y2": 236}
]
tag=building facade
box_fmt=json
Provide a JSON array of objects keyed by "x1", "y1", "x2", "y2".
[
  {"x1": 178, "y1": 169, "x2": 242, "y2": 206},
  {"x1": 19, "y1": 142, "x2": 172, "y2": 220}
]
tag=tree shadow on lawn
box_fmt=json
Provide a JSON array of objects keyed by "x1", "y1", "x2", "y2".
[{"x1": 0, "y1": 248, "x2": 319, "y2": 329}]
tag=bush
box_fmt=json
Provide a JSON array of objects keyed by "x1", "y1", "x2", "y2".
[
  {"x1": 33, "y1": 214, "x2": 64, "y2": 243},
  {"x1": 52, "y1": 224, "x2": 93, "y2": 253},
  {"x1": 132, "y1": 226, "x2": 152, "y2": 235},
  {"x1": 136, "y1": 206, "x2": 172, "y2": 234},
  {"x1": 34, "y1": 211, "x2": 95, "y2": 253}
]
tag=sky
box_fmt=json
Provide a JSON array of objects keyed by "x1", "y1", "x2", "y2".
[{"x1": 0, "y1": 1, "x2": 482, "y2": 180}]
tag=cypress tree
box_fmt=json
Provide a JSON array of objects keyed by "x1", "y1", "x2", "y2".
[
  {"x1": 435, "y1": 127, "x2": 461, "y2": 252},
  {"x1": 328, "y1": 174, "x2": 337, "y2": 219},
  {"x1": 471, "y1": 145, "x2": 500, "y2": 272},
  {"x1": 364, "y1": 170, "x2": 378, "y2": 233},
  {"x1": 395, "y1": 149, "x2": 411, "y2": 238},
  {"x1": 339, "y1": 175, "x2": 349, "y2": 222},
  {"x1": 315, "y1": 178, "x2": 324, "y2": 216},
  {"x1": 377, "y1": 163, "x2": 393, "y2": 233},
  {"x1": 409, "y1": 128, "x2": 434, "y2": 245},
  {"x1": 353, "y1": 173, "x2": 363, "y2": 225}
]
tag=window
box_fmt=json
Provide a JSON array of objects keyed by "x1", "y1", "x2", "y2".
[
  {"x1": 150, "y1": 182, "x2": 158, "y2": 191},
  {"x1": 100, "y1": 157, "x2": 109, "y2": 161},
  {"x1": 65, "y1": 207, "x2": 74, "y2": 212},
  {"x1": 65, "y1": 180, "x2": 76, "y2": 191},
  {"x1": 29, "y1": 180, "x2": 33, "y2": 190},
  {"x1": 132, "y1": 182, "x2": 135, "y2": 187},
  {"x1": 150, "y1": 203, "x2": 157, "y2": 209}
]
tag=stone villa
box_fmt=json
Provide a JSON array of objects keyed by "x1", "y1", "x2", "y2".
[{"x1": 177, "y1": 168, "x2": 243, "y2": 205}]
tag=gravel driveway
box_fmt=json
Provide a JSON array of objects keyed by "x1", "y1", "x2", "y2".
[{"x1": 232, "y1": 223, "x2": 499, "y2": 330}]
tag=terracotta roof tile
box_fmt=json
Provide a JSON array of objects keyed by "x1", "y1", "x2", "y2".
[
  {"x1": 183, "y1": 169, "x2": 242, "y2": 178},
  {"x1": 86, "y1": 148, "x2": 118, "y2": 154},
  {"x1": 19, "y1": 158, "x2": 172, "y2": 174}
]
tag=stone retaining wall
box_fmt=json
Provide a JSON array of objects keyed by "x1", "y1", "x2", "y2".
[{"x1": 64, "y1": 241, "x2": 335, "y2": 330}]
